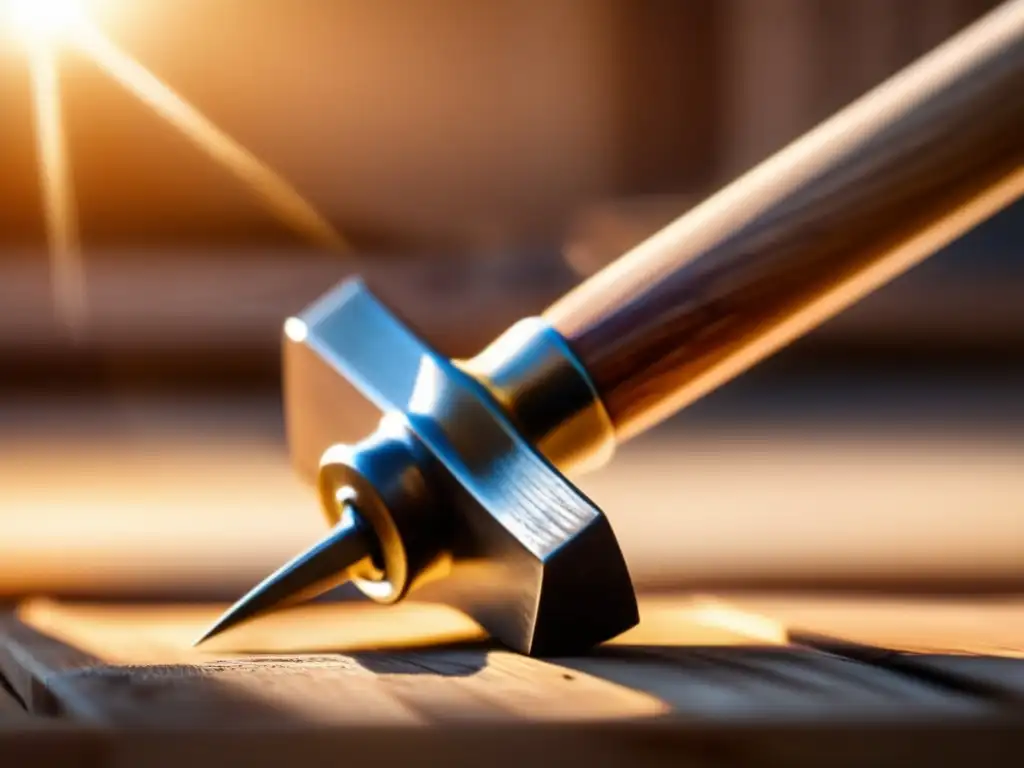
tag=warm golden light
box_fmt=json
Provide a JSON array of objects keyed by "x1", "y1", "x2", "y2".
[
  {"x1": 4, "y1": 0, "x2": 85, "y2": 42},
  {"x1": 27, "y1": 38, "x2": 87, "y2": 338},
  {"x1": 73, "y1": 20, "x2": 349, "y2": 251},
  {"x1": 283, "y1": 317, "x2": 310, "y2": 343},
  {"x1": 7, "y1": 0, "x2": 350, "y2": 337}
]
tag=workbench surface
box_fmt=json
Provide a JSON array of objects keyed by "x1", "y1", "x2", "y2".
[{"x1": 1, "y1": 594, "x2": 1022, "y2": 767}]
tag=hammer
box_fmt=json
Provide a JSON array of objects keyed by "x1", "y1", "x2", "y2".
[{"x1": 198, "y1": 2, "x2": 1024, "y2": 655}]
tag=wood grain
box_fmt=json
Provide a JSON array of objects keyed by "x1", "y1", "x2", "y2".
[
  {"x1": 0, "y1": 596, "x2": 756, "y2": 724},
  {"x1": 544, "y1": 2, "x2": 1024, "y2": 442},
  {"x1": 1, "y1": 596, "x2": 1012, "y2": 728},
  {"x1": 8, "y1": 596, "x2": 770, "y2": 660},
  {"x1": 563, "y1": 194, "x2": 1024, "y2": 348},
  {"x1": 1, "y1": 599, "x2": 721, "y2": 725},
  {"x1": 563, "y1": 646, "x2": 983, "y2": 719},
  {"x1": 3, "y1": 596, "x2": 1024, "y2": 766},
  {"x1": 729, "y1": 595, "x2": 1024, "y2": 706}
]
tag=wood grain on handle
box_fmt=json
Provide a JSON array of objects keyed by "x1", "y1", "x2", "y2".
[{"x1": 544, "y1": 1, "x2": 1024, "y2": 443}]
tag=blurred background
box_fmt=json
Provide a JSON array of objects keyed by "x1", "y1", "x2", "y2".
[{"x1": 0, "y1": 0, "x2": 1021, "y2": 603}]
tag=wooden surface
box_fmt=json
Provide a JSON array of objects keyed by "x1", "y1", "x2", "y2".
[
  {"x1": 732, "y1": 595, "x2": 1024, "y2": 706},
  {"x1": 1, "y1": 595, "x2": 1023, "y2": 766},
  {"x1": 544, "y1": 3, "x2": 1024, "y2": 442},
  {"x1": 6, "y1": 594, "x2": 1022, "y2": 721}
]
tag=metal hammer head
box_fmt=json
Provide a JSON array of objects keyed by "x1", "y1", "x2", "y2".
[{"x1": 281, "y1": 279, "x2": 637, "y2": 655}]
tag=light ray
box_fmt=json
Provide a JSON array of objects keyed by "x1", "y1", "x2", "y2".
[
  {"x1": 27, "y1": 38, "x2": 88, "y2": 339},
  {"x1": 7, "y1": 0, "x2": 351, "y2": 336},
  {"x1": 72, "y1": 20, "x2": 350, "y2": 252},
  {"x1": 5, "y1": 0, "x2": 85, "y2": 43}
]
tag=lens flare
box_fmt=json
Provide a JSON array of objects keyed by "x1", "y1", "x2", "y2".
[
  {"x1": 8, "y1": 0, "x2": 350, "y2": 338},
  {"x1": 4, "y1": 0, "x2": 86, "y2": 42},
  {"x1": 28, "y1": 38, "x2": 87, "y2": 338},
  {"x1": 74, "y1": 22, "x2": 349, "y2": 252}
]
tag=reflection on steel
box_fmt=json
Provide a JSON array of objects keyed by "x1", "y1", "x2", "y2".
[
  {"x1": 459, "y1": 316, "x2": 616, "y2": 474},
  {"x1": 200, "y1": 281, "x2": 637, "y2": 655}
]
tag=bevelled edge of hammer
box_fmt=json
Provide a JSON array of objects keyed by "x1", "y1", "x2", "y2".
[{"x1": 530, "y1": 514, "x2": 639, "y2": 657}]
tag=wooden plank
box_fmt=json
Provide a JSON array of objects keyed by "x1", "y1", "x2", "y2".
[
  {"x1": 1, "y1": 596, "x2": 997, "y2": 730},
  {"x1": 5, "y1": 595, "x2": 777, "y2": 724},
  {"x1": 0, "y1": 655, "x2": 105, "y2": 768},
  {"x1": 350, "y1": 650, "x2": 666, "y2": 722},
  {"x1": 566, "y1": 597, "x2": 989, "y2": 720},
  {"x1": 805, "y1": 643, "x2": 1024, "y2": 710},
  {"x1": 0, "y1": 613, "x2": 99, "y2": 716},
  {"x1": 724, "y1": 595, "x2": 1024, "y2": 706},
  {"x1": 3, "y1": 597, "x2": 1024, "y2": 766},
  {"x1": 11, "y1": 595, "x2": 782, "y2": 667},
  {"x1": 16, "y1": 598, "x2": 486, "y2": 664},
  {"x1": 1, "y1": 600, "x2": 673, "y2": 726},
  {"x1": 564, "y1": 646, "x2": 983, "y2": 720}
]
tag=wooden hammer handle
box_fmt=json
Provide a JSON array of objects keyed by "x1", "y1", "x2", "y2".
[{"x1": 544, "y1": 1, "x2": 1024, "y2": 443}]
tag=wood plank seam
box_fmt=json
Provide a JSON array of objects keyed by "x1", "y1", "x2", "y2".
[
  {"x1": 5, "y1": 598, "x2": 1024, "y2": 731},
  {"x1": 792, "y1": 631, "x2": 1024, "y2": 712},
  {"x1": 0, "y1": 670, "x2": 26, "y2": 711},
  {"x1": 0, "y1": 616, "x2": 100, "y2": 717}
]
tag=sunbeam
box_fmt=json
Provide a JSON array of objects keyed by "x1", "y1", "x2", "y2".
[
  {"x1": 5, "y1": 0, "x2": 86, "y2": 42},
  {"x1": 27, "y1": 38, "x2": 88, "y2": 338},
  {"x1": 5, "y1": 0, "x2": 350, "y2": 338},
  {"x1": 73, "y1": 20, "x2": 350, "y2": 252}
]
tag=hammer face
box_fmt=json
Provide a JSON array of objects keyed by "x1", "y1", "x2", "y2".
[{"x1": 285, "y1": 279, "x2": 638, "y2": 654}]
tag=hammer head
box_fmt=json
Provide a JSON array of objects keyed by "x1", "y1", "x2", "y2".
[{"x1": 281, "y1": 280, "x2": 637, "y2": 655}]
